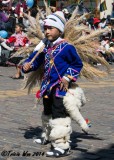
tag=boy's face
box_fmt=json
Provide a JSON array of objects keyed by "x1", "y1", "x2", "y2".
[{"x1": 44, "y1": 26, "x2": 61, "y2": 42}]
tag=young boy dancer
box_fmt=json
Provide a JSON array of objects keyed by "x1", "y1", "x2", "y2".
[{"x1": 22, "y1": 11, "x2": 83, "y2": 157}]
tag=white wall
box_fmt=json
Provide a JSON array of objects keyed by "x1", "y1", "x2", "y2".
[{"x1": 100, "y1": 0, "x2": 113, "y2": 19}]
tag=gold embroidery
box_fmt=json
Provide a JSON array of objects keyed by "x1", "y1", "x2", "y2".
[{"x1": 50, "y1": 59, "x2": 54, "y2": 65}]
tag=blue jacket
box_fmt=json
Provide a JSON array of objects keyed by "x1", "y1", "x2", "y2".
[{"x1": 22, "y1": 41, "x2": 83, "y2": 97}]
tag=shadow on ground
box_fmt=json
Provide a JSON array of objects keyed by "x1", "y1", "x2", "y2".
[
  {"x1": 19, "y1": 127, "x2": 114, "y2": 159},
  {"x1": 70, "y1": 132, "x2": 114, "y2": 160},
  {"x1": 70, "y1": 131, "x2": 103, "y2": 152},
  {"x1": 19, "y1": 126, "x2": 42, "y2": 139},
  {"x1": 71, "y1": 144, "x2": 114, "y2": 160}
]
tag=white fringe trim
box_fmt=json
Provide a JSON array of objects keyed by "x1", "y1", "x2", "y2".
[{"x1": 63, "y1": 85, "x2": 89, "y2": 133}]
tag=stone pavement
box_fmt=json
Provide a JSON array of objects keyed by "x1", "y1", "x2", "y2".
[{"x1": 0, "y1": 65, "x2": 114, "y2": 160}]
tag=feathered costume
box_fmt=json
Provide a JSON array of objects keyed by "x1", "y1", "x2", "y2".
[{"x1": 14, "y1": 0, "x2": 110, "y2": 157}]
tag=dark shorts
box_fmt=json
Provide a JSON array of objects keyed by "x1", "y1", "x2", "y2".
[{"x1": 43, "y1": 88, "x2": 69, "y2": 119}]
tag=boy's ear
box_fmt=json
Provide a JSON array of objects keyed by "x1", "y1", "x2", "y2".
[{"x1": 60, "y1": 32, "x2": 64, "y2": 38}]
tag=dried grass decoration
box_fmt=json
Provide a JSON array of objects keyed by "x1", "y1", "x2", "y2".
[{"x1": 15, "y1": 0, "x2": 110, "y2": 93}]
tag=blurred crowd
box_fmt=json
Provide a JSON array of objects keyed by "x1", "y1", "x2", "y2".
[{"x1": 0, "y1": 0, "x2": 114, "y2": 79}]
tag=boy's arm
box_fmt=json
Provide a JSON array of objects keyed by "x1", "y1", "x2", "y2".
[
  {"x1": 22, "y1": 50, "x2": 45, "y2": 73},
  {"x1": 63, "y1": 45, "x2": 83, "y2": 82},
  {"x1": 22, "y1": 38, "x2": 49, "y2": 73}
]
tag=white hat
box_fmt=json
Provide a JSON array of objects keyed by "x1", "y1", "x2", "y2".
[{"x1": 44, "y1": 11, "x2": 66, "y2": 33}]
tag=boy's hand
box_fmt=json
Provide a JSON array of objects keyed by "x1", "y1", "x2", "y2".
[
  {"x1": 23, "y1": 62, "x2": 32, "y2": 71},
  {"x1": 60, "y1": 78, "x2": 69, "y2": 91}
]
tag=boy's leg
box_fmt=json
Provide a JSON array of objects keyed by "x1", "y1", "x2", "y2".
[
  {"x1": 34, "y1": 97, "x2": 52, "y2": 145},
  {"x1": 46, "y1": 94, "x2": 72, "y2": 157},
  {"x1": 41, "y1": 112, "x2": 51, "y2": 142},
  {"x1": 34, "y1": 112, "x2": 51, "y2": 145}
]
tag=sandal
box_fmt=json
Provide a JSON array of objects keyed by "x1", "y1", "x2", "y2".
[
  {"x1": 33, "y1": 137, "x2": 50, "y2": 145},
  {"x1": 46, "y1": 147, "x2": 71, "y2": 158}
]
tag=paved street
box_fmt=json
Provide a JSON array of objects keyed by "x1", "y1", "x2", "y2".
[{"x1": 0, "y1": 65, "x2": 114, "y2": 160}]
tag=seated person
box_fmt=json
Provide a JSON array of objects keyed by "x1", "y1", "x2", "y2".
[{"x1": 1, "y1": 23, "x2": 31, "y2": 78}]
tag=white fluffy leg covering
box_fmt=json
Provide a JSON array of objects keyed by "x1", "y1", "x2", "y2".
[
  {"x1": 63, "y1": 84, "x2": 89, "y2": 133},
  {"x1": 41, "y1": 112, "x2": 51, "y2": 141},
  {"x1": 49, "y1": 117, "x2": 72, "y2": 149}
]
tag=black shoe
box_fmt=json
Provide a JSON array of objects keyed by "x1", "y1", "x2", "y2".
[
  {"x1": 33, "y1": 137, "x2": 50, "y2": 145},
  {"x1": 46, "y1": 147, "x2": 71, "y2": 158}
]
